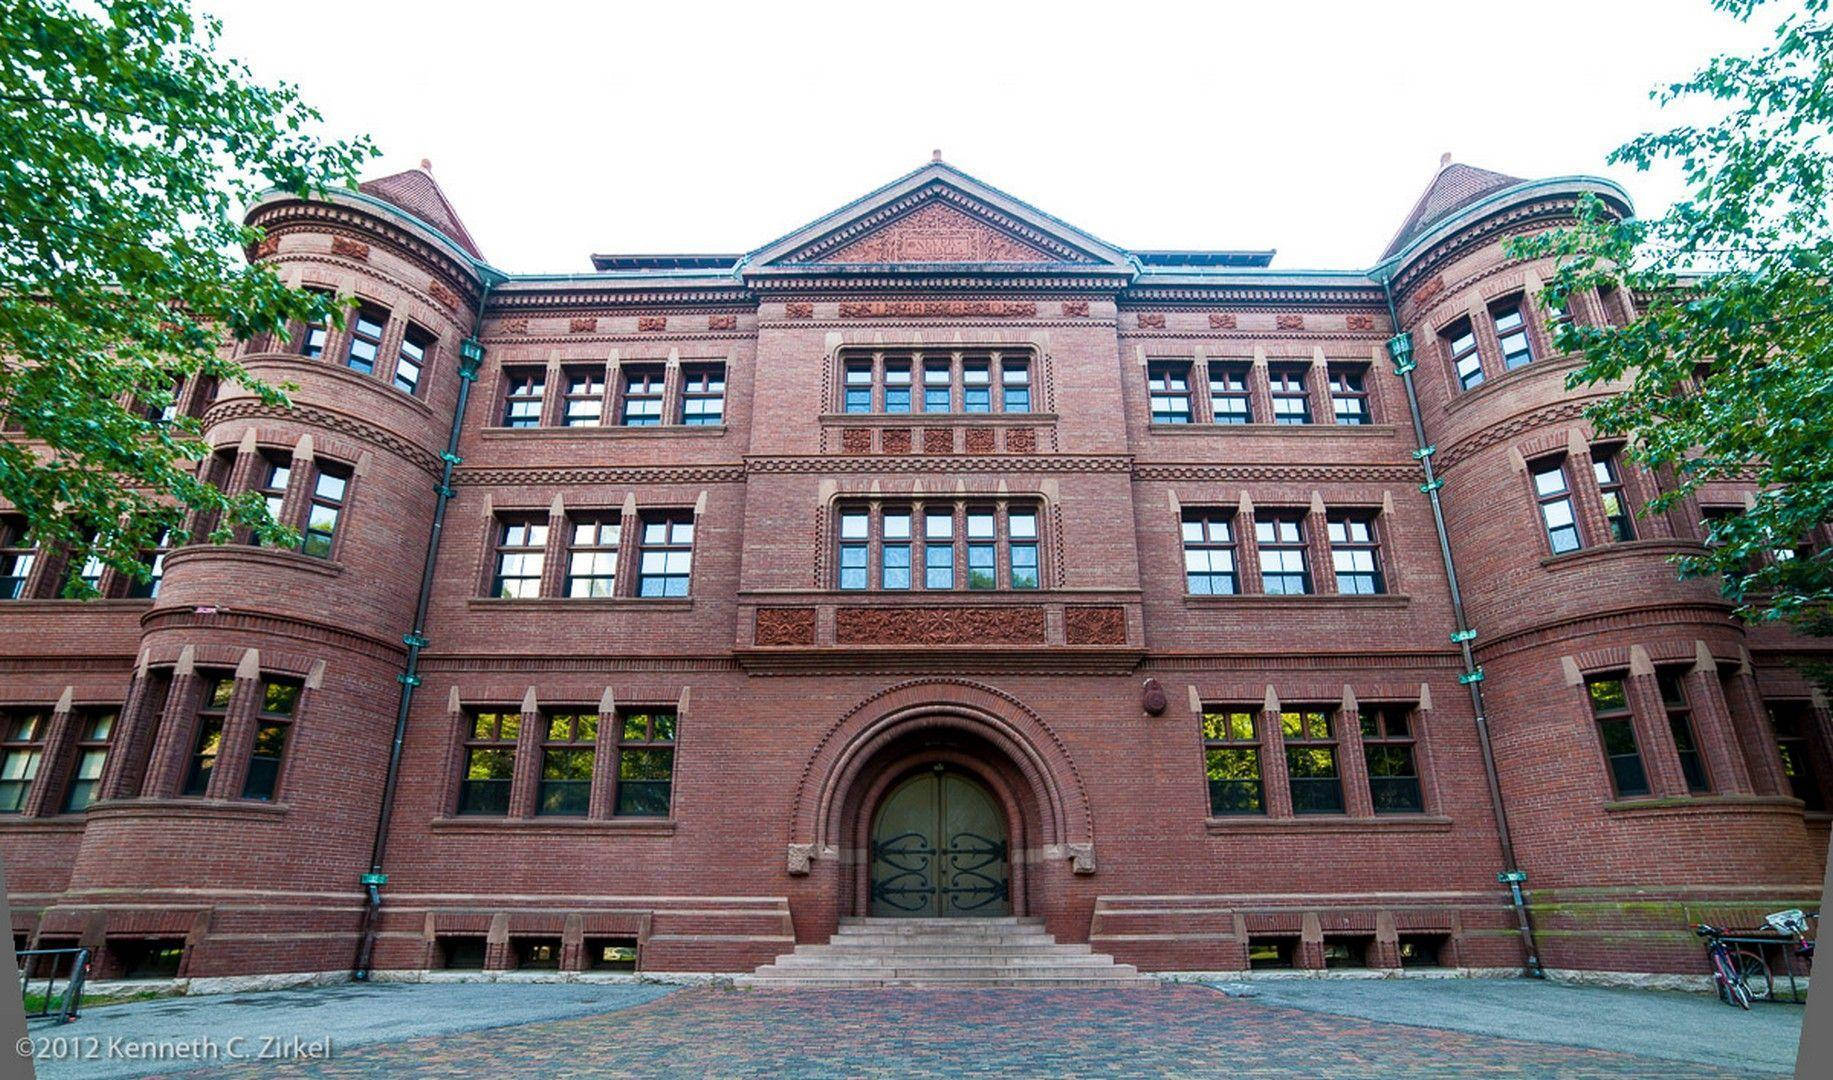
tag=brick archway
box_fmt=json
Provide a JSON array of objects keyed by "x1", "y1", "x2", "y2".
[{"x1": 786, "y1": 679, "x2": 1095, "y2": 877}]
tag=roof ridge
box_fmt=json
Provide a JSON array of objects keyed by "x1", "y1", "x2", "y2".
[
  {"x1": 357, "y1": 165, "x2": 484, "y2": 260},
  {"x1": 1379, "y1": 157, "x2": 1523, "y2": 262}
]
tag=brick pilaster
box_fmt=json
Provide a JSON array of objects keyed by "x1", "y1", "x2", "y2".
[
  {"x1": 1625, "y1": 646, "x2": 1688, "y2": 798},
  {"x1": 23, "y1": 688, "x2": 77, "y2": 817},
  {"x1": 1336, "y1": 688, "x2": 1374, "y2": 818},
  {"x1": 140, "y1": 665, "x2": 202, "y2": 799},
  {"x1": 1722, "y1": 658, "x2": 1788, "y2": 797},
  {"x1": 206, "y1": 650, "x2": 264, "y2": 800},
  {"x1": 97, "y1": 667, "x2": 157, "y2": 801},
  {"x1": 1682, "y1": 644, "x2": 1752, "y2": 795},
  {"x1": 509, "y1": 689, "x2": 543, "y2": 818},
  {"x1": 1259, "y1": 685, "x2": 1293, "y2": 818}
]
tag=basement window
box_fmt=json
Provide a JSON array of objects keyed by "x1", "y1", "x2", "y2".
[
  {"x1": 587, "y1": 937, "x2": 639, "y2": 971},
  {"x1": 1247, "y1": 936, "x2": 1296, "y2": 970},
  {"x1": 439, "y1": 936, "x2": 486, "y2": 970},
  {"x1": 1398, "y1": 933, "x2": 1448, "y2": 968},
  {"x1": 1322, "y1": 937, "x2": 1372, "y2": 969},
  {"x1": 514, "y1": 938, "x2": 562, "y2": 970},
  {"x1": 109, "y1": 938, "x2": 185, "y2": 979}
]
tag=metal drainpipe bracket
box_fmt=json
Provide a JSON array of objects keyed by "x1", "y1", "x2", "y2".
[
  {"x1": 1458, "y1": 667, "x2": 1486, "y2": 685},
  {"x1": 1419, "y1": 478, "x2": 1445, "y2": 493},
  {"x1": 1411, "y1": 445, "x2": 1437, "y2": 460},
  {"x1": 434, "y1": 483, "x2": 456, "y2": 498},
  {"x1": 396, "y1": 673, "x2": 422, "y2": 688},
  {"x1": 441, "y1": 452, "x2": 462, "y2": 465},
  {"x1": 402, "y1": 632, "x2": 429, "y2": 648},
  {"x1": 1450, "y1": 628, "x2": 1477, "y2": 643}
]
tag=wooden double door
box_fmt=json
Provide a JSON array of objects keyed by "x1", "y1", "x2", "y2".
[{"x1": 868, "y1": 766, "x2": 1010, "y2": 917}]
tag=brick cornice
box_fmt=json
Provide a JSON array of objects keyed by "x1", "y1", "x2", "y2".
[
  {"x1": 746, "y1": 454, "x2": 1132, "y2": 475},
  {"x1": 203, "y1": 399, "x2": 444, "y2": 475},
  {"x1": 248, "y1": 201, "x2": 482, "y2": 310},
  {"x1": 454, "y1": 464, "x2": 746, "y2": 486}
]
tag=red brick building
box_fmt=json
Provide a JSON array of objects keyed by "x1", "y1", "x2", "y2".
[{"x1": 2, "y1": 157, "x2": 1827, "y2": 982}]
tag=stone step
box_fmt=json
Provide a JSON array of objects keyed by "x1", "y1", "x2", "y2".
[
  {"x1": 767, "y1": 954, "x2": 1127, "y2": 971},
  {"x1": 823, "y1": 935, "x2": 1058, "y2": 949},
  {"x1": 838, "y1": 916, "x2": 1045, "y2": 927},
  {"x1": 797, "y1": 943, "x2": 1094, "y2": 957},
  {"x1": 738, "y1": 975, "x2": 1155, "y2": 989},
  {"x1": 749, "y1": 915, "x2": 1143, "y2": 989}
]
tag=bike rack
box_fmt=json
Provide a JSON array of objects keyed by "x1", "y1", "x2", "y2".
[
  {"x1": 1715, "y1": 933, "x2": 1809, "y2": 1004},
  {"x1": 16, "y1": 947, "x2": 91, "y2": 1024}
]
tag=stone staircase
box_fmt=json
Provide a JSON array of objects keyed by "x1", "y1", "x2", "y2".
[{"x1": 738, "y1": 916, "x2": 1153, "y2": 989}]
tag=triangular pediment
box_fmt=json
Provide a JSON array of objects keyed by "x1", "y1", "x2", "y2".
[{"x1": 747, "y1": 162, "x2": 1134, "y2": 272}]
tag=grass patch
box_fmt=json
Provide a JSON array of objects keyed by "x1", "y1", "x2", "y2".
[{"x1": 22, "y1": 988, "x2": 164, "y2": 1015}]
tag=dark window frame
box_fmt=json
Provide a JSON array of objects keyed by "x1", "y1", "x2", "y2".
[
  {"x1": 680, "y1": 363, "x2": 726, "y2": 426},
  {"x1": 1327, "y1": 512, "x2": 1386, "y2": 595},
  {"x1": 501, "y1": 369, "x2": 547, "y2": 428},
  {"x1": 562, "y1": 367, "x2": 607, "y2": 428},
  {"x1": 537, "y1": 711, "x2": 597, "y2": 817},
  {"x1": 181, "y1": 675, "x2": 235, "y2": 797},
  {"x1": 1588, "y1": 676, "x2": 1650, "y2": 799},
  {"x1": 1203, "y1": 708, "x2": 1263, "y2": 816},
  {"x1": 1592, "y1": 446, "x2": 1635, "y2": 542},
  {"x1": 1443, "y1": 317, "x2": 1483, "y2": 390},
  {"x1": 457, "y1": 709, "x2": 519, "y2": 816},
  {"x1": 242, "y1": 679, "x2": 300, "y2": 802},
  {"x1": 637, "y1": 513, "x2": 694, "y2": 598},
  {"x1": 1328, "y1": 366, "x2": 1371, "y2": 425},
  {"x1": 1207, "y1": 361, "x2": 1253, "y2": 424},
  {"x1": 491, "y1": 516, "x2": 549, "y2": 599},
  {"x1": 1256, "y1": 513, "x2": 1312, "y2": 595},
  {"x1": 344, "y1": 303, "x2": 389, "y2": 375},
  {"x1": 1181, "y1": 510, "x2": 1238, "y2": 596},
  {"x1": 1531, "y1": 456, "x2": 1583, "y2": 555},
  {"x1": 1282, "y1": 707, "x2": 1344, "y2": 814},
  {"x1": 1267, "y1": 364, "x2": 1312, "y2": 425},
  {"x1": 61, "y1": 707, "x2": 117, "y2": 813},
  {"x1": 614, "y1": 708, "x2": 675, "y2": 817},
  {"x1": 0, "y1": 708, "x2": 48, "y2": 813},
  {"x1": 565, "y1": 514, "x2": 620, "y2": 598},
  {"x1": 1360, "y1": 705, "x2": 1423, "y2": 813},
  {"x1": 1147, "y1": 360, "x2": 1193, "y2": 424}
]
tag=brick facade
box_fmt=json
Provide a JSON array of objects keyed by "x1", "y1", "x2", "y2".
[{"x1": 2, "y1": 159, "x2": 1827, "y2": 981}]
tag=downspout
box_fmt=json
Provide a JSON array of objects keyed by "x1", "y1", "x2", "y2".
[
  {"x1": 353, "y1": 280, "x2": 492, "y2": 980},
  {"x1": 1376, "y1": 274, "x2": 1543, "y2": 979}
]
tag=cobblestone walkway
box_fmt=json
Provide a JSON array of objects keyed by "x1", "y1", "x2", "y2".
[{"x1": 190, "y1": 984, "x2": 1782, "y2": 1078}]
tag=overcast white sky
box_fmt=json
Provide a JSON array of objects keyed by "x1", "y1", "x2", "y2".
[{"x1": 206, "y1": 0, "x2": 1775, "y2": 273}]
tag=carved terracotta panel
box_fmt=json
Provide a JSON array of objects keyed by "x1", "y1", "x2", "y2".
[
  {"x1": 427, "y1": 279, "x2": 462, "y2": 311},
  {"x1": 755, "y1": 607, "x2": 816, "y2": 647},
  {"x1": 254, "y1": 236, "x2": 280, "y2": 259},
  {"x1": 784, "y1": 302, "x2": 814, "y2": 319},
  {"x1": 1065, "y1": 605, "x2": 1127, "y2": 645},
  {"x1": 824, "y1": 202, "x2": 1055, "y2": 264},
  {"x1": 1005, "y1": 427, "x2": 1037, "y2": 454},
  {"x1": 331, "y1": 236, "x2": 371, "y2": 261},
  {"x1": 838, "y1": 300, "x2": 1038, "y2": 319},
  {"x1": 1413, "y1": 275, "x2": 1446, "y2": 306},
  {"x1": 708, "y1": 314, "x2": 738, "y2": 331},
  {"x1": 1347, "y1": 313, "x2": 1376, "y2": 332},
  {"x1": 1062, "y1": 300, "x2": 1090, "y2": 318},
  {"x1": 496, "y1": 318, "x2": 529, "y2": 335},
  {"x1": 964, "y1": 428, "x2": 996, "y2": 454},
  {"x1": 1276, "y1": 313, "x2": 1305, "y2": 331},
  {"x1": 1209, "y1": 312, "x2": 1237, "y2": 330},
  {"x1": 569, "y1": 317, "x2": 599, "y2": 333},
  {"x1": 1136, "y1": 313, "x2": 1166, "y2": 329},
  {"x1": 835, "y1": 606, "x2": 1047, "y2": 646},
  {"x1": 923, "y1": 427, "x2": 954, "y2": 455},
  {"x1": 881, "y1": 428, "x2": 912, "y2": 455},
  {"x1": 637, "y1": 316, "x2": 667, "y2": 332},
  {"x1": 840, "y1": 428, "x2": 873, "y2": 454}
]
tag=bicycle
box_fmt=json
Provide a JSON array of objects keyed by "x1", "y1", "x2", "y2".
[{"x1": 1695, "y1": 923, "x2": 1770, "y2": 1009}]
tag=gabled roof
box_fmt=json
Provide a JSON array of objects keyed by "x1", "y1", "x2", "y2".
[
  {"x1": 1380, "y1": 158, "x2": 1523, "y2": 261},
  {"x1": 742, "y1": 160, "x2": 1137, "y2": 273},
  {"x1": 358, "y1": 166, "x2": 484, "y2": 260}
]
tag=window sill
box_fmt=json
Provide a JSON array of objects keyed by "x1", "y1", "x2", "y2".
[
  {"x1": 83, "y1": 797, "x2": 291, "y2": 822},
  {"x1": 820, "y1": 412, "x2": 1056, "y2": 426},
  {"x1": 161, "y1": 544, "x2": 345, "y2": 579},
  {"x1": 480, "y1": 425, "x2": 727, "y2": 439},
  {"x1": 235, "y1": 353, "x2": 437, "y2": 418},
  {"x1": 1540, "y1": 539, "x2": 1706, "y2": 571},
  {"x1": 0, "y1": 815, "x2": 90, "y2": 832},
  {"x1": 1441, "y1": 354, "x2": 1587, "y2": 417},
  {"x1": 466, "y1": 597, "x2": 693, "y2": 611},
  {"x1": 1148, "y1": 422, "x2": 1399, "y2": 437},
  {"x1": 0, "y1": 598, "x2": 154, "y2": 611},
  {"x1": 1206, "y1": 814, "x2": 1453, "y2": 835},
  {"x1": 1184, "y1": 593, "x2": 1410, "y2": 609},
  {"x1": 1602, "y1": 794, "x2": 1805, "y2": 818},
  {"x1": 430, "y1": 816, "x2": 676, "y2": 836}
]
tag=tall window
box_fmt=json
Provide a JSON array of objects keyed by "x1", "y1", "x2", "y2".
[
  {"x1": 1770, "y1": 703, "x2": 1826, "y2": 811},
  {"x1": 1491, "y1": 297, "x2": 1534, "y2": 371},
  {"x1": 344, "y1": 305, "x2": 387, "y2": 374},
  {"x1": 1282, "y1": 709, "x2": 1343, "y2": 813},
  {"x1": 394, "y1": 324, "x2": 432, "y2": 394},
  {"x1": 923, "y1": 359, "x2": 952, "y2": 412},
  {"x1": 1444, "y1": 318, "x2": 1482, "y2": 390},
  {"x1": 1532, "y1": 458, "x2": 1583, "y2": 554},
  {"x1": 492, "y1": 517, "x2": 548, "y2": 598},
  {"x1": 1327, "y1": 513, "x2": 1385, "y2": 594},
  {"x1": 299, "y1": 290, "x2": 332, "y2": 358},
  {"x1": 562, "y1": 368, "x2": 605, "y2": 427},
  {"x1": 924, "y1": 508, "x2": 955, "y2": 589},
  {"x1": 637, "y1": 514, "x2": 694, "y2": 597},
  {"x1": 1181, "y1": 510, "x2": 1238, "y2": 595},
  {"x1": 125, "y1": 530, "x2": 171, "y2": 599},
  {"x1": 0, "y1": 516, "x2": 34, "y2": 600},
  {"x1": 966, "y1": 508, "x2": 998, "y2": 590},
  {"x1": 1329, "y1": 367, "x2": 1370, "y2": 425},
  {"x1": 538, "y1": 712, "x2": 596, "y2": 816},
  {"x1": 1002, "y1": 361, "x2": 1031, "y2": 413},
  {"x1": 253, "y1": 454, "x2": 291, "y2": 543},
  {"x1": 1592, "y1": 448, "x2": 1635, "y2": 541},
  {"x1": 1588, "y1": 677, "x2": 1649, "y2": 798},
  {"x1": 300, "y1": 463, "x2": 349, "y2": 558},
  {"x1": 962, "y1": 359, "x2": 992, "y2": 413},
  {"x1": 62, "y1": 708, "x2": 116, "y2": 812},
  {"x1": 458, "y1": 710, "x2": 518, "y2": 815},
  {"x1": 838, "y1": 510, "x2": 869, "y2": 590},
  {"x1": 883, "y1": 358, "x2": 912, "y2": 413},
  {"x1": 1360, "y1": 706, "x2": 1422, "y2": 813},
  {"x1": 845, "y1": 362, "x2": 873, "y2": 413},
  {"x1": 615, "y1": 709, "x2": 675, "y2": 816},
  {"x1": 75, "y1": 533, "x2": 104, "y2": 592},
  {"x1": 243, "y1": 680, "x2": 299, "y2": 801},
  {"x1": 502, "y1": 370, "x2": 545, "y2": 427},
  {"x1": 680, "y1": 364, "x2": 725, "y2": 425},
  {"x1": 1659, "y1": 673, "x2": 1709, "y2": 793},
  {"x1": 182, "y1": 676, "x2": 235, "y2": 796},
  {"x1": 1203, "y1": 709, "x2": 1262, "y2": 815},
  {"x1": 1148, "y1": 362, "x2": 1192, "y2": 424},
  {"x1": 566, "y1": 516, "x2": 620, "y2": 597},
  {"x1": 620, "y1": 367, "x2": 665, "y2": 426},
  {"x1": 1008, "y1": 508, "x2": 1039, "y2": 590},
  {"x1": 0, "y1": 709, "x2": 46, "y2": 812},
  {"x1": 883, "y1": 509, "x2": 913, "y2": 589},
  {"x1": 1256, "y1": 514, "x2": 1311, "y2": 595},
  {"x1": 1208, "y1": 362, "x2": 1252, "y2": 423},
  {"x1": 1268, "y1": 365, "x2": 1311, "y2": 424}
]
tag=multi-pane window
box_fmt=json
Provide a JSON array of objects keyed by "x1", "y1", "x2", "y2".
[
  {"x1": 845, "y1": 362, "x2": 874, "y2": 413},
  {"x1": 62, "y1": 709, "x2": 116, "y2": 812},
  {"x1": 883, "y1": 358, "x2": 912, "y2": 413},
  {"x1": 1148, "y1": 362, "x2": 1192, "y2": 424},
  {"x1": 1329, "y1": 367, "x2": 1371, "y2": 425},
  {"x1": 1659, "y1": 673, "x2": 1709, "y2": 793},
  {"x1": 458, "y1": 709, "x2": 519, "y2": 815},
  {"x1": 1203, "y1": 709, "x2": 1263, "y2": 815},
  {"x1": 144, "y1": 376, "x2": 183, "y2": 423},
  {"x1": 1532, "y1": 458, "x2": 1583, "y2": 554},
  {"x1": 962, "y1": 359, "x2": 992, "y2": 413},
  {"x1": 492, "y1": 517, "x2": 548, "y2": 598},
  {"x1": 1008, "y1": 508, "x2": 1039, "y2": 590},
  {"x1": 1770, "y1": 703, "x2": 1826, "y2": 811},
  {"x1": 1444, "y1": 318, "x2": 1483, "y2": 390},
  {"x1": 125, "y1": 530, "x2": 171, "y2": 599},
  {"x1": 1282, "y1": 709, "x2": 1343, "y2": 814},
  {"x1": 1181, "y1": 511, "x2": 1238, "y2": 595},
  {"x1": 1002, "y1": 361, "x2": 1031, "y2": 413},
  {"x1": 1588, "y1": 677, "x2": 1649, "y2": 798},
  {"x1": 838, "y1": 510, "x2": 870, "y2": 590},
  {"x1": 394, "y1": 324, "x2": 432, "y2": 394},
  {"x1": 615, "y1": 709, "x2": 675, "y2": 817},
  {"x1": 182, "y1": 676, "x2": 235, "y2": 797},
  {"x1": 1256, "y1": 514, "x2": 1311, "y2": 595},
  {"x1": 1491, "y1": 298, "x2": 1534, "y2": 371},
  {"x1": 882, "y1": 509, "x2": 913, "y2": 589},
  {"x1": 680, "y1": 364, "x2": 725, "y2": 425},
  {"x1": 0, "y1": 710, "x2": 46, "y2": 812},
  {"x1": 254, "y1": 454, "x2": 291, "y2": 542},
  {"x1": 538, "y1": 712, "x2": 597, "y2": 816},
  {"x1": 924, "y1": 508, "x2": 955, "y2": 589},
  {"x1": 1360, "y1": 706, "x2": 1423, "y2": 813},
  {"x1": 562, "y1": 369, "x2": 606, "y2": 427},
  {"x1": 565, "y1": 517, "x2": 620, "y2": 598},
  {"x1": 344, "y1": 305, "x2": 387, "y2": 375},
  {"x1": 300, "y1": 463, "x2": 349, "y2": 558},
  {"x1": 299, "y1": 290, "x2": 332, "y2": 359},
  {"x1": 502, "y1": 370, "x2": 546, "y2": 427},
  {"x1": 620, "y1": 367, "x2": 665, "y2": 426},
  {"x1": 243, "y1": 680, "x2": 299, "y2": 801},
  {"x1": 637, "y1": 515, "x2": 694, "y2": 597},
  {"x1": 0, "y1": 516, "x2": 34, "y2": 600},
  {"x1": 1208, "y1": 362, "x2": 1252, "y2": 423},
  {"x1": 966, "y1": 508, "x2": 998, "y2": 590},
  {"x1": 1592, "y1": 448, "x2": 1635, "y2": 541},
  {"x1": 1268, "y1": 365, "x2": 1311, "y2": 424},
  {"x1": 1327, "y1": 513, "x2": 1385, "y2": 594},
  {"x1": 923, "y1": 359, "x2": 952, "y2": 412},
  {"x1": 75, "y1": 533, "x2": 104, "y2": 592}
]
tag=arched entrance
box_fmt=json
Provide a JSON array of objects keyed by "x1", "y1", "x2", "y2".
[{"x1": 869, "y1": 764, "x2": 1010, "y2": 917}]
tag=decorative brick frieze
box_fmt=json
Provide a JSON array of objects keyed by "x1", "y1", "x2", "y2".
[
  {"x1": 838, "y1": 300, "x2": 1038, "y2": 318},
  {"x1": 330, "y1": 236, "x2": 371, "y2": 261},
  {"x1": 1064, "y1": 605, "x2": 1126, "y2": 645},
  {"x1": 1136, "y1": 313, "x2": 1165, "y2": 329},
  {"x1": 880, "y1": 428, "x2": 912, "y2": 455},
  {"x1": 834, "y1": 606, "x2": 1047, "y2": 645},
  {"x1": 964, "y1": 428, "x2": 996, "y2": 454},
  {"x1": 755, "y1": 607, "x2": 816, "y2": 646},
  {"x1": 922, "y1": 427, "x2": 954, "y2": 455},
  {"x1": 569, "y1": 317, "x2": 598, "y2": 333}
]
